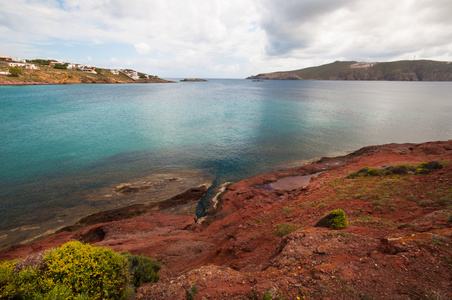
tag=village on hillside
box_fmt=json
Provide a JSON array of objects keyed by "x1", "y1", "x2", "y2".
[{"x1": 0, "y1": 55, "x2": 153, "y2": 81}]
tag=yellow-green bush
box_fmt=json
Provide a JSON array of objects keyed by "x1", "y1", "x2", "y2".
[
  {"x1": 45, "y1": 241, "x2": 131, "y2": 299},
  {"x1": 0, "y1": 259, "x2": 56, "y2": 299},
  {"x1": 315, "y1": 209, "x2": 348, "y2": 230},
  {"x1": 275, "y1": 223, "x2": 300, "y2": 237},
  {"x1": 347, "y1": 161, "x2": 447, "y2": 178},
  {"x1": 0, "y1": 241, "x2": 161, "y2": 299}
]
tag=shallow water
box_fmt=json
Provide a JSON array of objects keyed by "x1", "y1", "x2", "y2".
[
  {"x1": 1, "y1": 80, "x2": 451, "y2": 247},
  {"x1": 263, "y1": 173, "x2": 321, "y2": 191}
]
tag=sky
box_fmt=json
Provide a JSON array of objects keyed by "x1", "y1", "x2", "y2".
[{"x1": 1, "y1": 0, "x2": 451, "y2": 78}]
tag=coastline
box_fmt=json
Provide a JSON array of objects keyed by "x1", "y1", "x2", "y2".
[
  {"x1": 0, "y1": 169, "x2": 213, "y2": 251},
  {"x1": 1, "y1": 141, "x2": 449, "y2": 250},
  {"x1": 0, "y1": 79, "x2": 174, "y2": 86},
  {"x1": 0, "y1": 140, "x2": 451, "y2": 299}
]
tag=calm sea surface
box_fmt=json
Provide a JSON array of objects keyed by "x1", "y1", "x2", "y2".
[{"x1": 1, "y1": 80, "x2": 451, "y2": 246}]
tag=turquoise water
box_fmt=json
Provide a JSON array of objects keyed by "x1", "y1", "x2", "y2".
[{"x1": 1, "y1": 80, "x2": 451, "y2": 235}]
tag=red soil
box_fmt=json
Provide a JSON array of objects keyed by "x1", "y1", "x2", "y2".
[{"x1": 1, "y1": 140, "x2": 451, "y2": 299}]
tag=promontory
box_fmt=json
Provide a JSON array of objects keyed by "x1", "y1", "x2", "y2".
[{"x1": 247, "y1": 60, "x2": 452, "y2": 81}]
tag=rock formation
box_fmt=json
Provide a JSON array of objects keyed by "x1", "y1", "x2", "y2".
[{"x1": 1, "y1": 140, "x2": 451, "y2": 299}]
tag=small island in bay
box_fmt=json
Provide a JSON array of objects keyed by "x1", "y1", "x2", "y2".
[
  {"x1": 0, "y1": 56, "x2": 172, "y2": 85},
  {"x1": 247, "y1": 59, "x2": 452, "y2": 81},
  {"x1": 180, "y1": 78, "x2": 207, "y2": 82}
]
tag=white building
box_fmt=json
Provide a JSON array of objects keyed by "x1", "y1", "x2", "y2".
[
  {"x1": 120, "y1": 69, "x2": 139, "y2": 80},
  {"x1": 8, "y1": 62, "x2": 39, "y2": 70}
]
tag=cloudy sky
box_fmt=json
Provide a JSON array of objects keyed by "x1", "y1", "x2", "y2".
[{"x1": 1, "y1": 0, "x2": 451, "y2": 78}]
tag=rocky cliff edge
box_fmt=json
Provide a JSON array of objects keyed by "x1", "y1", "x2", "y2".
[{"x1": 1, "y1": 140, "x2": 451, "y2": 299}]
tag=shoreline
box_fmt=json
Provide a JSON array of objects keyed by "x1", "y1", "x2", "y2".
[
  {"x1": 1, "y1": 140, "x2": 451, "y2": 299},
  {"x1": 0, "y1": 144, "x2": 429, "y2": 250},
  {"x1": 1, "y1": 140, "x2": 450, "y2": 250},
  {"x1": 0, "y1": 79, "x2": 175, "y2": 86},
  {"x1": 0, "y1": 150, "x2": 344, "y2": 250},
  {"x1": 0, "y1": 169, "x2": 213, "y2": 250}
]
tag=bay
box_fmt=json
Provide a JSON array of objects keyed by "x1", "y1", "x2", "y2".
[{"x1": 1, "y1": 80, "x2": 451, "y2": 248}]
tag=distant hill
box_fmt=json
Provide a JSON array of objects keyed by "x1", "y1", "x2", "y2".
[{"x1": 247, "y1": 60, "x2": 452, "y2": 81}]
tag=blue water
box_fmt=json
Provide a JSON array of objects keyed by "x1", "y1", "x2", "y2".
[{"x1": 1, "y1": 80, "x2": 451, "y2": 234}]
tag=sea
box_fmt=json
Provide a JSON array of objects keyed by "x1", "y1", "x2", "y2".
[{"x1": 1, "y1": 79, "x2": 451, "y2": 248}]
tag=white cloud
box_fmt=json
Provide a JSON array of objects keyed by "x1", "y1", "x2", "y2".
[
  {"x1": 0, "y1": 0, "x2": 451, "y2": 77},
  {"x1": 134, "y1": 42, "x2": 151, "y2": 55}
]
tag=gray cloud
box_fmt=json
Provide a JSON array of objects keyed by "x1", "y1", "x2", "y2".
[
  {"x1": 257, "y1": 0, "x2": 452, "y2": 64},
  {"x1": 258, "y1": 0, "x2": 358, "y2": 55},
  {"x1": 0, "y1": 0, "x2": 451, "y2": 78}
]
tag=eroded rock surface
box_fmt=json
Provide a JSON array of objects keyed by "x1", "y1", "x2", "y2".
[{"x1": 1, "y1": 140, "x2": 452, "y2": 299}]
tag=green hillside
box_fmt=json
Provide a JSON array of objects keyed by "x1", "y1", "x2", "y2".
[{"x1": 248, "y1": 60, "x2": 452, "y2": 81}]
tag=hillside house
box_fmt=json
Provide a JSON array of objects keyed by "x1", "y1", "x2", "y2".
[
  {"x1": 79, "y1": 66, "x2": 97, "y2": 74},
  {"x1": 0, "y1": 56, "x2": 13, "y2": 61},
  {"x1": 1, "y1": 56, "x2": 25, "y2": 62},
  {"x1": 120, "y1": 69, "x2": 139, "y2": 80},
  {"x1": 8, "y1": 62, "x2": 39, "y2": 70},
  {"x1": 49, "y1": 60, "x2": 64, "y2": 66}
]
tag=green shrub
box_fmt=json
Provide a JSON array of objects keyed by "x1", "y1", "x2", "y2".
[
  {"x1": 8, "y1": 66, "x2": 22, "y2": 77},
  {"x1": 263, "y1": 292, "x2": 273, "y2": 300},
  {"x1": 346, "y1": 171, "x2": 359, "y2": 179},
  {"x1": 275, "y1": 223, "x2": 300, "y2": 237},
  {"x1": 384, "y1": 164, "x2": 414, "y2": 175},
  {"x1": 418, "y1": 200, "x2": 439, "y2": 207},
  {"x1": 121, "y1": 252, "x2": 161, "y2": 288},
  {"x1": 45, "y1": 241, "x2": 131, "y2": 299},
  {"x1": 53, "y1": 63, "x2": 68, "y2": 69},
  {"x1": 315, "y1": 209, "x2": 348, "y2": 230},
  {"x1": 0, "y1": 259, "x2": 56, "y2": 299},
  {"x1": 347, "y1": 161, "x2": 446, "y2": 178},
  {"x1": 35, "y1": 284, "x2": 89, "y2": 300},
  {"x1": 415, "y1": 161, "x2": 443, "y2": 175},
  {"x1": 0, "y1": 241, "x2": 146, "y2": 299},
  {"x1": 186, "y1": 285, "x2": 199, "y2": 300},
  {"x1": 347, "y1": 167, "x2": 382, "y2": 178}
]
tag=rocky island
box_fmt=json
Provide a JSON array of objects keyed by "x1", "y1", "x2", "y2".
[
  {"x1": 247, "y1": 60, "x2": 452, "y2": 81},
  {"x1": 180, "y1": 78, "x2": 207, "y2": 82},
  {"x1": 1, "y1": 140, "x2": 451, "y2": 299}
]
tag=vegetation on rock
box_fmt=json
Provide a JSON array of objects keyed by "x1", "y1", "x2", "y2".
[
  {"x1": 346, "y1": 161, "x2": 446, "y2": 178},
  {"x1": 121, "y1": 252, "x2": 161, "y2": 289},
  {"x1": 8, "y1": 66, "x2": 22, "y2": 77},
  {"x1": 315, "y1": 209, "x2": 348, "y2": 230},
  {"x1": 275, "y1": 223, "x2": 300, "y2": 237},
  {"x1": 0, "y1": 241, "x2": 161, "y2": 299}
]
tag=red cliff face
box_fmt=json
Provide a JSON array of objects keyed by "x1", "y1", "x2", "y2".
[{"x1": 1, "y1": 140, "x2": 452, "y2": 299}]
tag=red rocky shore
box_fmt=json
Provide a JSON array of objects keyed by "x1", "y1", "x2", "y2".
[{"x1": 1, "y1": 140, "x2": 451, "y2": 299}]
